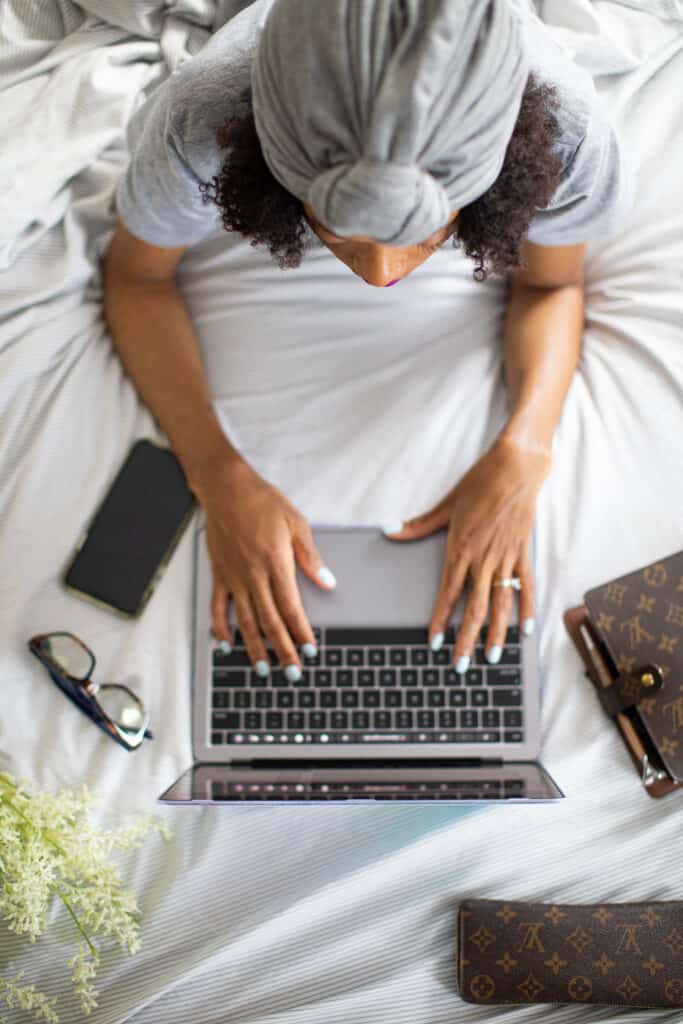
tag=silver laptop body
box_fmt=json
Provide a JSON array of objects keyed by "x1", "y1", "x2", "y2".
[{"x1": 159, "y1": 521, "x2": 563, "y2": 803}]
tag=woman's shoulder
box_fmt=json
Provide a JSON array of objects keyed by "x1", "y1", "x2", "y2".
[{"x1": 167, "y1": 1, "x2": 274, "y2": 177}]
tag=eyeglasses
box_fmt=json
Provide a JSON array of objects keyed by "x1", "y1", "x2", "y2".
[{"x1": 28, "y1": 632, "x2": 153, "y2": 752}]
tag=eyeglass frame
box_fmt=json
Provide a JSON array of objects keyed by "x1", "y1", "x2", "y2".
[{"x1": 28, "y1": 631, "x2": 153, "y2": 752}]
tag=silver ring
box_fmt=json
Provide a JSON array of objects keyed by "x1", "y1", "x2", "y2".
[{"x1": 492, "y1": 576, "x2": 522, "y2": 590}]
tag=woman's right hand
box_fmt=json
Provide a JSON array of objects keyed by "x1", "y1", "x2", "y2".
[{"x1": 192, "y1": 454, "x2": 337, "y2": 679}]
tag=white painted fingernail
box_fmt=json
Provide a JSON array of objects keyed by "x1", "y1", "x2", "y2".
[
  {"x1": 523, "y1": 618, "x2": 535, "y2": 636},
  {"x1": 301, "y1": 642, "x2": 317, "y2": 658},
  {"x1": 455, "y1": 655, "x2": 470, "y2": 674},
  {"x1": 317, "y1": 566, "x2": 337, "y2": 587},
  {"x1": 218, "y1": 640, "x2": 232, "y2": 654},
  {"x1": 487, "y1": 645, "x2": 502, "y2": 664},
  {"x1": 382, "y1": 521, "x2": 403, "y2": 535},
  {"x1": 430, "y1": 632, "x2": 444, "y2": 652},
  {"x1": 255, "y1": 660, "x2": 270, "y2": 677},
  {"x1": 284, "y1": 664, "x2": 302, "y2": 683}
]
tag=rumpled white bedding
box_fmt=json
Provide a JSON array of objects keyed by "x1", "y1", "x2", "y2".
[{"x1": 1, "y1": 1, "x2": 682, "y2": 1021}]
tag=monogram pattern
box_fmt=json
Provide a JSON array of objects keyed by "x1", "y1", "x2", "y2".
[
  {"x1": 459, "y1": 900, "x2": 683, "y2": 1007},
  {"x1": 584, "y1": 549, "x2": 683, "y2": 780}
]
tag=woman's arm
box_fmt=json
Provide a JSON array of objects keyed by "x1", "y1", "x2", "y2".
[
  {"x1": 387, "y1": 240, "x2": 587, "y2": 670},
  {"x1": 498, "y1": 240, "x2": 586, "y2": 456},
  {"x1": 103, "y1": 220, "x2": 331, "y2": 677}
]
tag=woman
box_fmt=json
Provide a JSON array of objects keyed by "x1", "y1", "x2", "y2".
[{"x1": 104, "y1": 0, "x2": 634, "y2": 683}]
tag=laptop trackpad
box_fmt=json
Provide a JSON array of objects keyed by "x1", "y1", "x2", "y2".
[{"x1": 290, "y1": 525, "x2": 512, "y2": 628}]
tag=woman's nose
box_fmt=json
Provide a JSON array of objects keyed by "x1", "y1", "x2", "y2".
[{"x1": 355, "y1": 245, "x2": 406, "y2": 287}]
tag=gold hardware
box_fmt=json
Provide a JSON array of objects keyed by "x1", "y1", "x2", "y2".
[{"x1": 640, "y1": 672, "x2": 655, "y2": 688}]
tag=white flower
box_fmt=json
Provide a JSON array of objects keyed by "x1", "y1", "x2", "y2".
[{"x1": 0, "y1": 772, "x2": 171, "y2": 1021}]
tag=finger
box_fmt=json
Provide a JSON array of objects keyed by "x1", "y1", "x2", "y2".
[
  {"x1": 249, "y1": 570, "x2": 304, "y2": 682},
  {"x1": 291, "y1": 519, "x2": 337, "y2": 590},
  {"x1": 427, "y1": 556, "x2": 468, "y2": 652},
  {"x1": 232, "y1": 587, "x2": 272, "y2": 678},
  {"x1": 484, "y1": 556, "x2": 516, "y2": 663},
  {"x1": 386, "y1": 503, "x2": 449, "y2": 541},
  {"x1": 269, "y1": 548, "x2": 318, "y2": 660},
  {"x1": 515, "y1": 548, "x2": 536, "y2": 636},
  {"x1": 452, "y1": 567, "x2": 493, "y2": 673},
  {"x1": 210, "y1": 580, "x2": 234, "y2": 650}
]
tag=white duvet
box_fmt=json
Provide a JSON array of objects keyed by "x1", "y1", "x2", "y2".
[{"x1": 1, "y1": 1, "x2": 682, "y2": 1021}]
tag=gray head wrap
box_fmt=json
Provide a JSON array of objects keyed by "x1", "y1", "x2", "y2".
[{"x1": 251, "y1": 0, "x2": 530, "y2": 246}]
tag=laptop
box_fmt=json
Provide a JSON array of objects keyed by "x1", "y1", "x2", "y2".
[{"x1": 159, "y1": 521, "x2": 563, "y2": 804}]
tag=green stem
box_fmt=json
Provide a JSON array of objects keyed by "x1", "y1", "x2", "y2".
[{"x1": 49, "y1": 886, "x2": 98, "y2": 960}]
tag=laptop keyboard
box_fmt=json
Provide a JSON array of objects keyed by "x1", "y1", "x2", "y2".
[{"x1": 209, "y1": 626, "x2": 524, "y2": 747}]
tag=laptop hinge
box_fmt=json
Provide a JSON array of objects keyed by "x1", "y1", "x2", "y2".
[{"x1": 236, "y1": 757, "x2": 505, "y2": 769}]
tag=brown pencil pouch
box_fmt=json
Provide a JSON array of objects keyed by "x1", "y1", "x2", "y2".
[
  {"x1": 564, "y1": 548, "x2": 683, "y2": 798},
  {"x1": 458, "y1": 899, "x2": 683, "y2": 1008}
]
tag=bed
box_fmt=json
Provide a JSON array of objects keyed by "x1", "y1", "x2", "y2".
[{"x1": 1, "y1": 1, "x2": 682, "y2": 1020}]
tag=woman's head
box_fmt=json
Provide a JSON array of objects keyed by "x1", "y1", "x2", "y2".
[
  {"x1": 250, "y1": 0, "x2": 530, "y2": 246},
  {"x1": 199, "y1": 72, "x2": 562, "y2": 283}
]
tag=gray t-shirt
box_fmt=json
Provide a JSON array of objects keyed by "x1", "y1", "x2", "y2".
[{"x1": 115, "y1": 0, "x2": 636, "y2": 250}]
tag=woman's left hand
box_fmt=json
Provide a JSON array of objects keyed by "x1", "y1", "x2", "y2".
[{"x1": 385, "y1": 435, "x2": 552, "y2": 670}]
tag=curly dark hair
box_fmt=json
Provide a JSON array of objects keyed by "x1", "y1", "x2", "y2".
[{"x1": 198, "y1": 73, "x2": 562, "y2": 282}]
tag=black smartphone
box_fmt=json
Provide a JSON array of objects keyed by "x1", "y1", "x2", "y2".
[{"x1": 62, "y1": 439, "x2": 196, "y2": 618}]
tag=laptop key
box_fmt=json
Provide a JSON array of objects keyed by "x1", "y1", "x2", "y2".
[
  {"x1": 400, "y1": 669, "x2": 419, "y2": 686},
  {"x1": 487, "y1": 668, "x2": 522, "y2": 686},
  {"x1": 438, "y1": 711, "x2": 457, "y2": 727},
  {"x1": 504, "y1": 730, "x2": 524, "y2": 742},
  {"x1": 212, "y1": 691, "x2": 230, "y2": 708},
  {"x1": 212, "y1": 711, "x2": 240, "y2": 730},
  {"x1": 389, "y1": 649, "x2": 407, "y2": 665},
  {"x1": 443, "y1": 669, "x2": 461, "y2": 686},
  {"x1": 396, "y1": 710, "x2": 414, "y2": 728},
  {"x1": 492, "y1": 689, "x2": 522, "y2": 706},
  {"x1": 410, "y1": 647, "x2": 429, "y2": 666},
  {"x1": 384, "y1": 690, "x2": 402, "y2": 708},
  {"x1": 373, "y1": 711, "x2": 392, "y2": 729},
  {"x1": 406, "y1": 690, "x2": 424, "y2": 707},
  {"x1": 483, "y1": 710, "x2": 500, "y2": 727},
  {"x1": 379, "y1": 669, "x2": 397, "y2": 686},
  {"x1": 234, "y1": 691, "x2": 251, "y2": 708},
  {"x1": 471, "y1": 690, "x2": 489, "y2": 707},
  {"x1": 211, "y1": 731, "x2": 223, "y2": 745},
  {"x1": 465, "y1": 669, "x2": 483, "y2": 686},
  {"x1": 431, "y1": 647, "x2": 450, "y2": 665},
  {"x1": 310, "y1": 711, "x2": 326, "y2": 729},
  {"x1": 341, "y1": 690, "x2": 359, "y2": 707},
  {"x1": 362, "y1": 691, "x2": 381, "y2": 708},
  {"x1": 346, "y1": 648, "x2": 365, "y2": 666},
  {"x1": 314, "y1": 670, "x2": 333, "y2": 687},
  {"x1": 287, "y1": 712, "x2": 305, "y2": 729},
  {"x1": 255, "y1": 691, "x2": 273, "y2": 708},
  {"x1": 335, "y1": 670, "x2": 354, "y2": 687},
  {"x1": 213, "y1": 669, "x2": 247, "y2": 687},
  {"x1": 504, "y1": 710, "x2": 523, "y2": 727},
  {"x1": 351, "y1": 711, "x2": 370, "y2": 728},
  {"x1": 368, "y1": 649, "x2": 386, "y2": 666},
  {"x1": 358, "y1": 669, "x2": 375, "y2": 687},
  {"x1": 324, "y1": 648, "x2": 343, "y2": 666},
  {"x1": 461, "y1": 710, "x2": 479, "y2": 728},
  {"x1": 265, "y1": 712, "x2": 283, "y2": 728},
  {"x1": 331, "y1": 711, "x2": 348, "y2": 729},
  {"x1": 320, "y1": 691, "x2": 338, "y2": 708},
  {"x1": 422, "y1": 668, "x2": 440, "y2": 687},
  {"x1": 427, "y1": 689, "x2": 445, "y2": 706},
  {"x1": 417, "y1": 711, "x2": 435, "y2": 728},
  {"x1": 449, "y1": 690, "x2": 467, "y2": 707},
  {"x1": 297, "y1": 690, "x2": 316, "y2": 708},
  {"x1": 271, "y1": 670, "x2": 288, "y2": 688},
  {"x1": 276, "y1": 691, "x2": 294, "y2": 708},
  {"x1": 244, "y1": 712, "x2": 262, "y2": 729},
  {"x1": 213, "y1": 649, "x2": 250, "y2": 667}
]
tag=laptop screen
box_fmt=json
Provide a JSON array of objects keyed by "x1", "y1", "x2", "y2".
[{"x1": 159, "y1": 761, "x2": 563, "y2": 803}]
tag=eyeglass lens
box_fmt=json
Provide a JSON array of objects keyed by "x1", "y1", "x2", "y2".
[
  {"x1": 97, "y1": 686, "x2": 146, "y2": 734},
  {"x1": 44, "y1": 634, "x2": 93, "y2": 680}
]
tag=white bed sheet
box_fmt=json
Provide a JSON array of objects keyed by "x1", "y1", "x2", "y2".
[{"x1": 1, "y1": 2, "x2": 682, "y2": 1021}]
